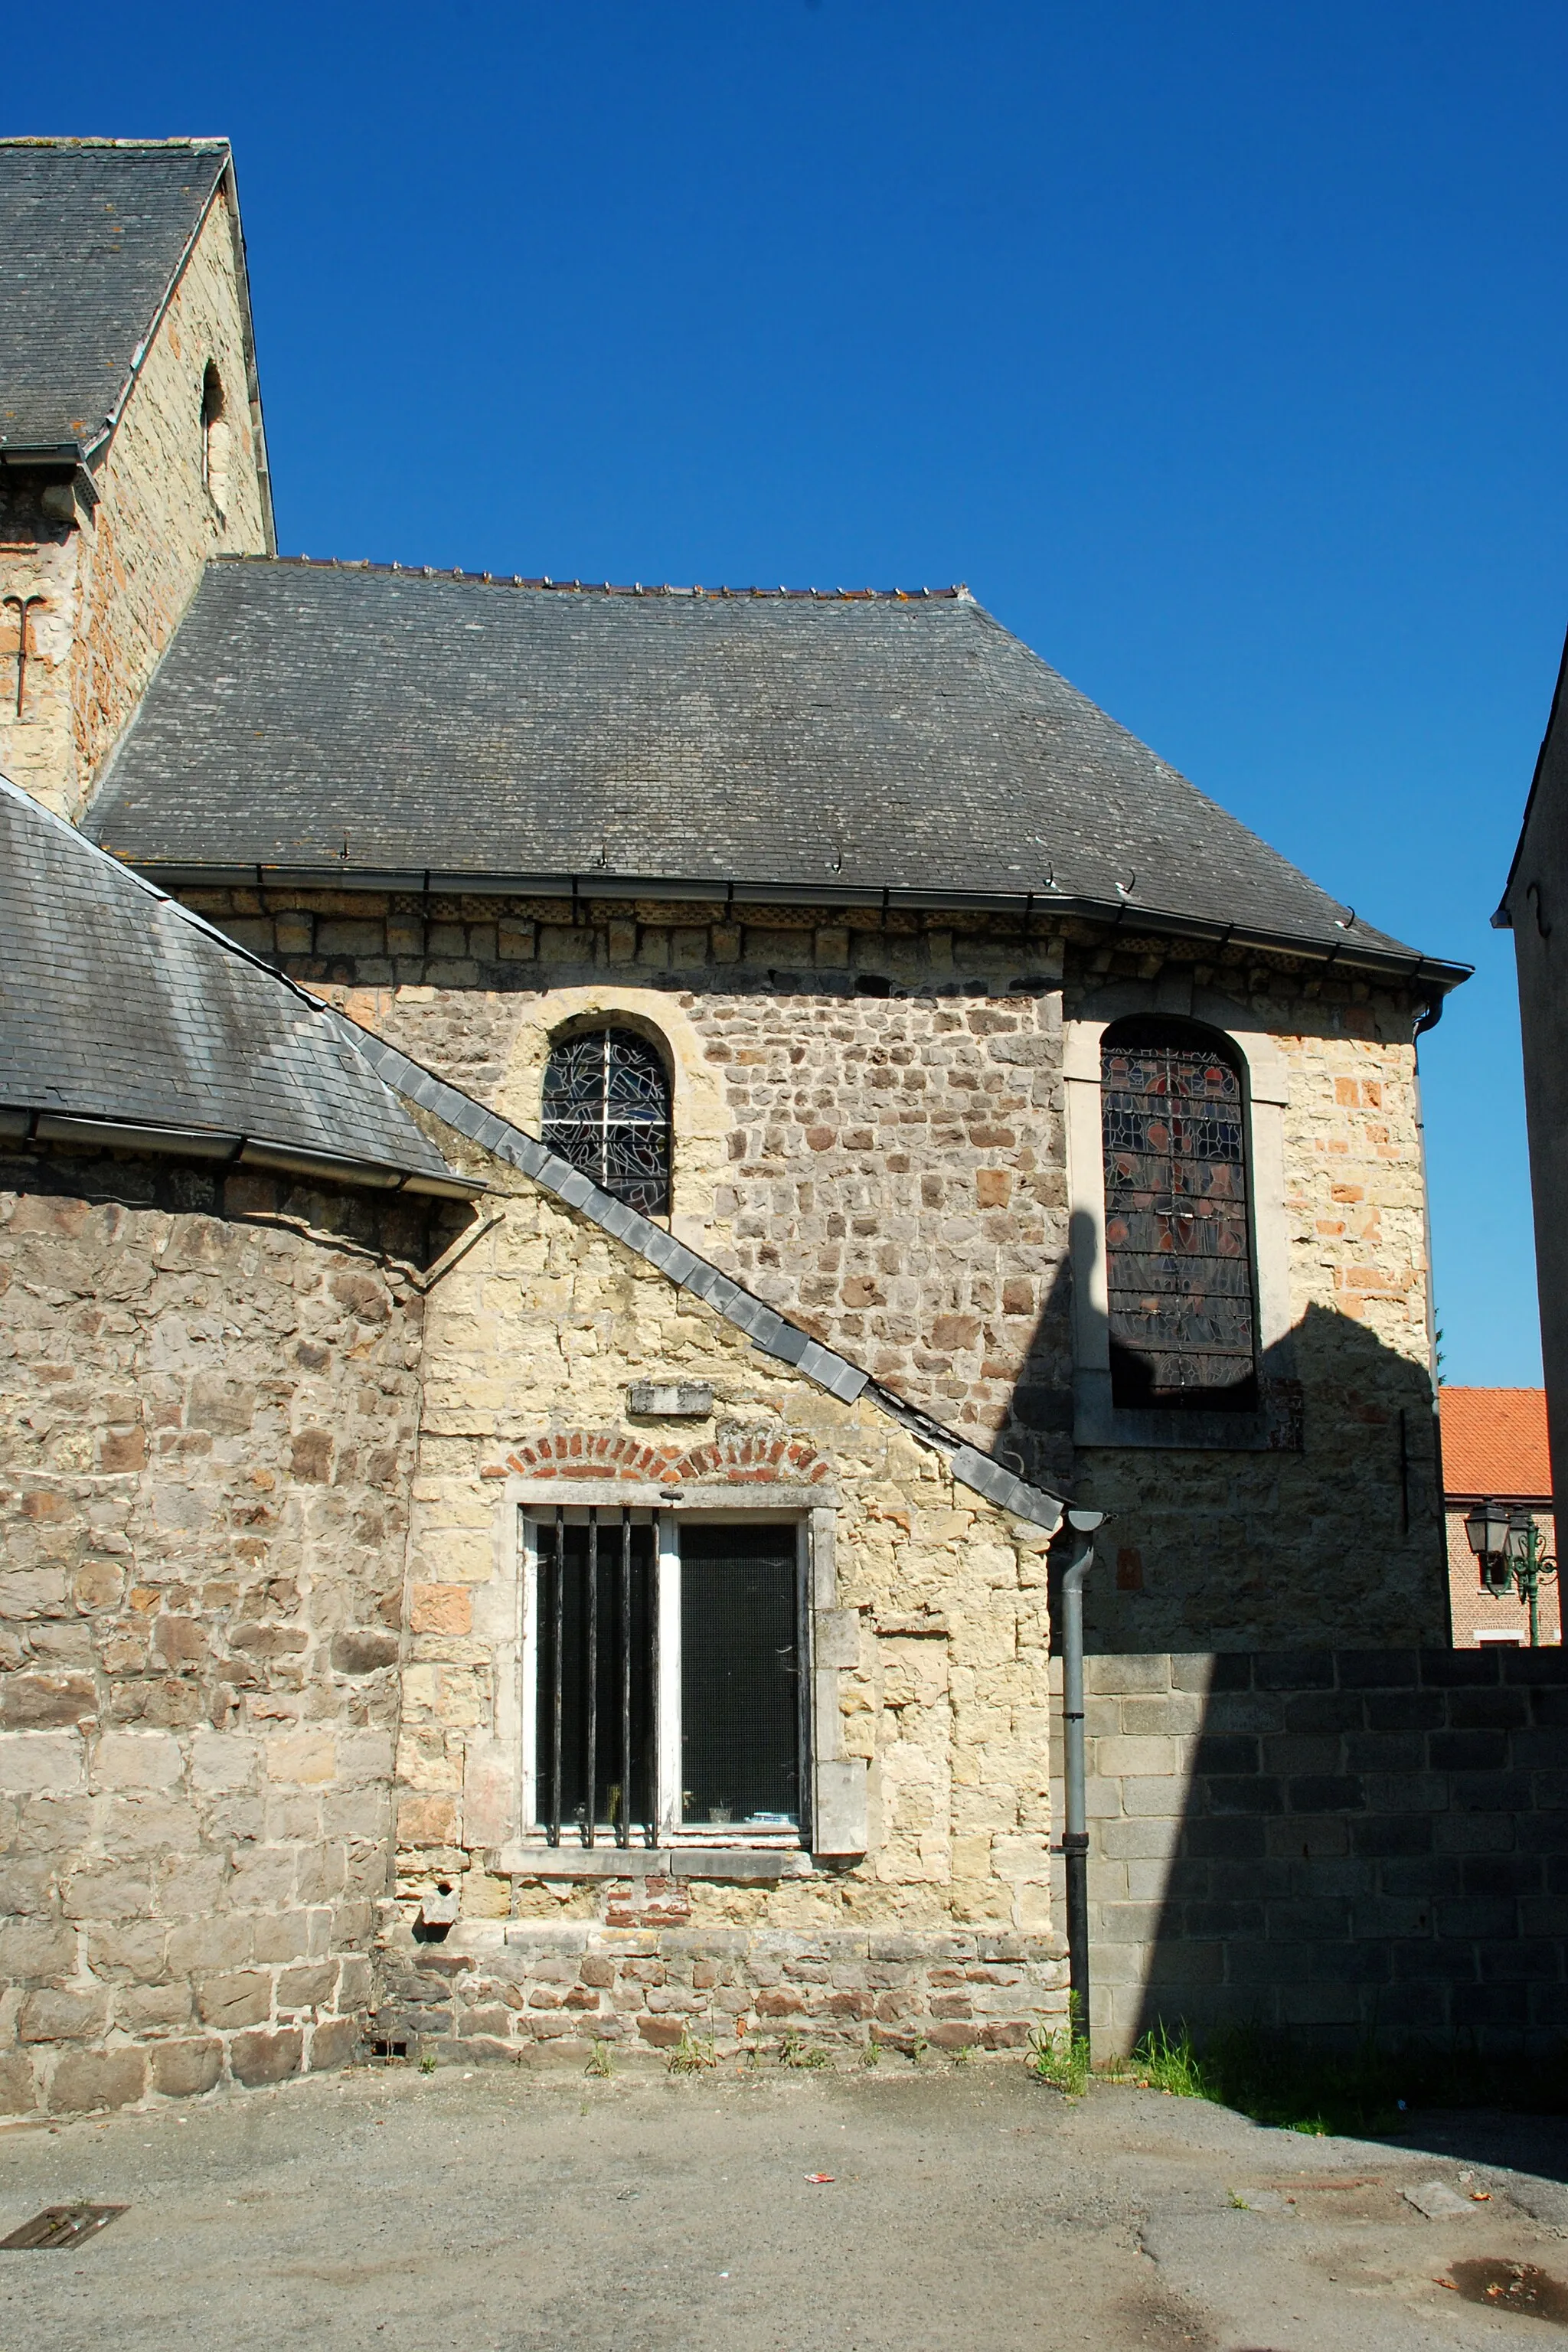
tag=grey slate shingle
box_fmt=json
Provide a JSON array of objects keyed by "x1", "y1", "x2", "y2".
[
  {"x1": 0, "y1": 775, "x2": 463, "y2": 1187},
  {"x1": 85, "y1": 559, "x2": 1458, "y2": 975},
  {"x1": 0, "y1": 139, "x2": 227, "y2": 453}
]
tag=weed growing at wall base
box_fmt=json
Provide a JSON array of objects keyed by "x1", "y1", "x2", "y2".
[{"x1": 1126, "y1": 2023, "x2": 1568, "y2": 2138}]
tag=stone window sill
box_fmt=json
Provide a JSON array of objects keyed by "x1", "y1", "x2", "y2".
[
  {"x1": 1073, "y1": 1370, "x2": 1303, "y2": 1453},
  {"x1": 492, "y1": 1844, "x2": 815, "y2": 1880}
]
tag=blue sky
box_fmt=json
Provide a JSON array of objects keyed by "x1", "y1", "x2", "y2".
[{"x1": 11, "y1": 3, "x2": 1566, "y2": 1383}]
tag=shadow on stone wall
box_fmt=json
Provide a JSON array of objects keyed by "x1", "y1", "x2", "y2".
[
  {"x1": 1013, "y1": 1278, "x2": 1447, "y2": 1654},
  {"x1": 1114, "y1": 1648, "x2": 1568, "y2": 2062}
]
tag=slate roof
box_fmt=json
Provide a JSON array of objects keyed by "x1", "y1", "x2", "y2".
[
  {"x1": 0, "y1": 774, "x2": 470, "y2": 1192},
  {"x1": 1440, "y1": 1388, "x2": 1553, "y2": 1502},
  {"x1": 86, "y1": 558, "x2": 1464, "y2": 985},
  {"x1": 0, "y1": 138, "x2": 229, "y2": 456}
]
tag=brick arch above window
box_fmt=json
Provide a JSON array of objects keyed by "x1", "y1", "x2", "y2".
[{"x1": 494, "y1": 1429, "x2": 832, "y2": 1486}]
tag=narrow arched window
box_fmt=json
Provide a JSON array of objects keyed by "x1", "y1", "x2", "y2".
[
  {"x1": 541, "y1": 1027, "x2": 671, "y2": 1214},
  {"x1": 1100, "y1": 1019, "x2": 1257, "y2": 1411},
  {"x1": 201, "y1": 361, "x2": 230, "y2": 512}
]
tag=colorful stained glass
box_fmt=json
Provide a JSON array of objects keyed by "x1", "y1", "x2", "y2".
[
  {"x1": 1100, "y1": 1024, "x2": 1257, "y2": 1410},
  {"x1": 541, "y1": 1027, "x2": 671, "y2": 1214}
]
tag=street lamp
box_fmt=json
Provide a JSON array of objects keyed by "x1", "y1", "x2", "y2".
[{"x1": 1462, "y1": 1499, "x2": 1559, "y2": 1648}]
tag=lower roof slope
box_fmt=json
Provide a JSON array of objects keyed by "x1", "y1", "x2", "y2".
[
  {"x1": 87, "y1": 558, "x2": 1465, "y2": 985},
  {"x1": 0, "y1": 139, "x2": 227, "y2": 458},
  {"x1": 0, "y1": 776, "x2": 470, "y2": 1192}
]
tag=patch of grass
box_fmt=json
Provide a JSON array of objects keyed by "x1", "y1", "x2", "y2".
[
  {"x1": 1027, "y1": 1999, "x2": 1090, "y2": 2098},
  {"x1": 584, "y1": 2040, "x2": 614, "y2": 2079},
  {"x1": 417, "y1": 2053, "x2": 436, "y2": 2076},
  {"x1": 861, "y1": 2038, "x2": 882, "y2": 2067},
  {"x1": 1125, "y1": 2021, "x2": 1568, "y2": 2140}
]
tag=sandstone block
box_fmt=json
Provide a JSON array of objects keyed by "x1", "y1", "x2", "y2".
[
  {"x1": 0, "y1": 1674, "x2": 97, "y2": 1731},
  {"x1": 48, "y1": 2045, "x2": 146, "y2": 2115},
  {"x1": 60, "y1": 1861, "x2": 153, "y2": 1922},
  {"x1": 276, "y1": 1962, "x2": 338, "y2": 2010},
  {"x1": 149, "y1": 2037, "x2": 224, "y2": 2098},
  {"x1": 230, "y1": 2027, "x2": 303, "y2": 2087},
  {"x1": 167, "y1": 1915, "x2": 253, "y2": 1975},
  {"x1": 0, "y1": 1732, "x2": 83, "y2": 1792},
  {"x1": 197, "y1": 1971, "x2": 272, "y2": 2030},
  {"x1": 0, "y1": 2051, "x2": 38, "y2": 2115},
  {"x1": 92, "y1": 1730, "x2": 183, "y2": 1791},
  {"x1": 20, "y1": 1987, "x2": 108, "y2": 2041},
  {"x1": 308, "y1": 2015, "x2": 358, "y2": 2072}
]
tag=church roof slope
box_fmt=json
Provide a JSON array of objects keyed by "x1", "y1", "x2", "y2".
[
  {"x1": 0, "y1": 137, "x2": 228, "y2": 456},
  {"x1": 0, "y1": 775, "x2": 472, "y2": 1193},
  {"x1": 87, "y1": 557, "x2": 1464, "y2": 985}
]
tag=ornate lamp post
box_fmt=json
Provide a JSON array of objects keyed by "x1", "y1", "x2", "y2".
[{"x1": 1462, "y1": 1499, "x2": 1559, "y2": 1648}]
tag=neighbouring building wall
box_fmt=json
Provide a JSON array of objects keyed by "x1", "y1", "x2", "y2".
[
  {"x1": 0, "y1": 182, "x2": 269, "y2": 822},
  {"x1": 178, "y1": 884, "x2": 1447, "y2": 1650},
  {"x1": 1446, "y1": 1506, "x2": 1560, "y2": 1648},
  {"x1": 1050, "y1": 1648, "x2": 1568, "y2": 2056},
  {"x1": 0, "y1": 1149, "x2": 430, "y2": 2120},
  {"x1": 1508, "y1": 654, "x2": 1568, "y2": 1515}
]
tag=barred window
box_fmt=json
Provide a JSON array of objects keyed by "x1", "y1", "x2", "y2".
[
  {"x1": 530, "y1": 1509, "x2": 805, "y2": 1848},
  {"x1": 541, "y1": 1026, "x2": 671, "y2": 1215},
  {"x1": 1100, "y1": 1020, "x2": 1258, "y2": 1412}
]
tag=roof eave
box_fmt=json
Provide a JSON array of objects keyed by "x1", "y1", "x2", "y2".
[
  {"x1": 110, "y1": 855, "x2": 1472, "y2": 993},
  {"x1": 0, "y1": 1102, "x2": 482, "y2": 1199}
]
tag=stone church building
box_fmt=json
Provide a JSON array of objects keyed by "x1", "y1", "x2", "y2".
[{"x1": 12, "y1": 137, "x2": 1551, "y2": 2122}]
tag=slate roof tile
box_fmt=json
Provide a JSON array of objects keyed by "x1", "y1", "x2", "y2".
[
  {"x1": 0, "y1": 774, "x2": 464, "y2": 1187},
  {"x1": 0, "y1": 139, "x2": 228, "y2": 453},
  {"x1": 83, "y1": 557, "x2": 1462, "y2": 979}
]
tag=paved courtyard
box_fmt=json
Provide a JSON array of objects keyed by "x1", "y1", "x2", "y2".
[{"x1": 2, "y1": 2057, "x2": 1566, "y2": 2350}]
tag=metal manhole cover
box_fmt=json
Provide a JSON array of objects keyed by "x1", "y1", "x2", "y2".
[{"x1": 0, "y1": 2204, "x2": 128, "y2": 2251}]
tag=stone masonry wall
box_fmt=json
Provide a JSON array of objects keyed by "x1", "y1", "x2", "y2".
[
  {"x1": 179, "y1": 887, "x2": 1439, "y2": 1606},
  {"x1": 374, "y1": 1922, "x2": 1063, "y2": 2064},
  {"x1": 1050, "y1": 1648, "x2": 1568, "y2": 2057},
  {"x1": 392, "y1": 1127, "x2": 1064, "y2": 1956},
  {"x1": 0, "y1": 182, "x2": 267, "y2": 822},
  {"x1": 0, "y1": 1149, "x2": 432, "y2": 2119}
]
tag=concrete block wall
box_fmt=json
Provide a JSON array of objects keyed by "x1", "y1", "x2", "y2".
[{"x1": 1050, "y1": 1649, "x2": 1568, "y2": 2055}]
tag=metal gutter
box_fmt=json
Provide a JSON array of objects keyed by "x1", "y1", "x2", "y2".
[{"x1": 0, "y1": 1104, "x2": 481, "y2": 1199}]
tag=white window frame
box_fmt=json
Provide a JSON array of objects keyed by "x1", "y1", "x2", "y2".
[
  {"x1": 507, "y1": 1495, "x2": 841, "y2": 1864},
  {"x1": 1063, "y1": 978, "x2": 1293, "y2": 1450}
]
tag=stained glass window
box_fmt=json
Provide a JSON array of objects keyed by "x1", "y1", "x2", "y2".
[
  {"x1": 1100, "y1": 1021, "x2": 1258, "y2": 1412},
  {"x1": 541, "y1": 1027, "x2": 671, "y2": 1214}
]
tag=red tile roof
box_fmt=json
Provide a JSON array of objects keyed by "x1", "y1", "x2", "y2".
[{"x1": 1440, "y1": 1387, "x2": 1553, "y2": 1501}]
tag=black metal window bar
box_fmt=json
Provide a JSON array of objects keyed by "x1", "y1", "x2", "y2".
[
  {"x1": 541, "y1": 1027, "x2": 671, "y2": 1215},
  {"x1": 1100, "y1": 1021, "x2": 1259, "y2": 1412},
  {"x1": 537, "y1": 1507, "x2": 655, "y2": 1847}
]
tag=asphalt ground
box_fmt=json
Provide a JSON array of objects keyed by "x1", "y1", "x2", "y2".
[{"x1": 2, "y1": 2056, "x2": 1567, "y2": 2350}]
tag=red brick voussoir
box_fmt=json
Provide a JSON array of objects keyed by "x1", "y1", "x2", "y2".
[{"x1": 486, "y1": 1430, "x2": 831, "y2": 1484}]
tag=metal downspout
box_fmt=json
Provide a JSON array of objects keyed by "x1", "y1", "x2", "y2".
[{"x1": 1059, "y1": 1508, "x2": 1104, "y2": 2057}]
